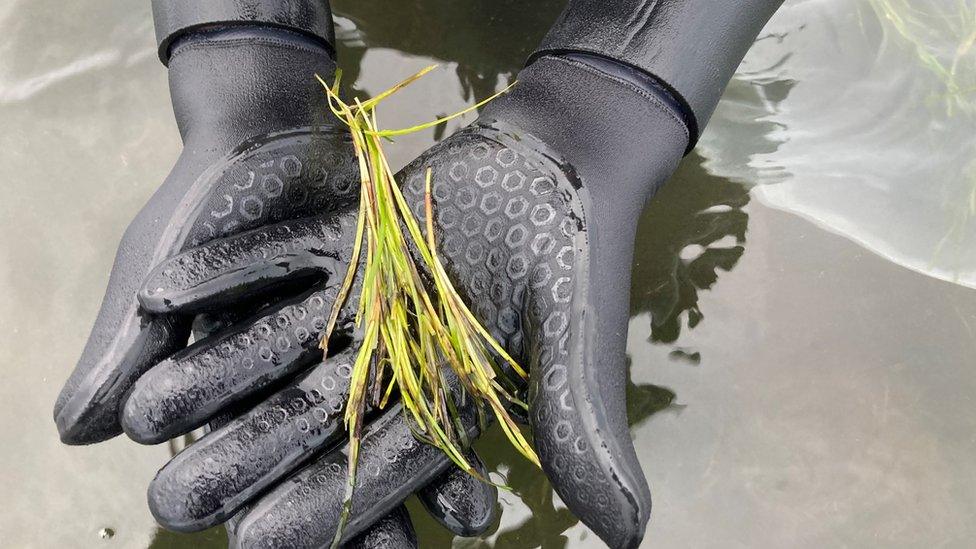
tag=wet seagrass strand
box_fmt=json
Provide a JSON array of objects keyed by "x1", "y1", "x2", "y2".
[{"x1": 314, "y1": 67, "x2": 535, "y2": 547}]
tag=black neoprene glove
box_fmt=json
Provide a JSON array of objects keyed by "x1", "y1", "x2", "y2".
[{"x1": 53, "y1": 0, "x2": 357, "y2": 445}]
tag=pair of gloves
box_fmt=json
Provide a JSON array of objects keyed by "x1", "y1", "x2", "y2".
[{"x1": 54, "y1": 1, "x2": 782, "y2": 547}]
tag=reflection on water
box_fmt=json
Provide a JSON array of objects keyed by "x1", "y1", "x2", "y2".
[
  {"x1": 631, "y1": 154, "x2": 750, "y2": 347},
  {"x1": 149, "y1": 527, "x2": 227, "y2": 549},
  {"x1": 2, "y1": 0, "x2": 976, "y2": 547},
  {"x1": 865, "y1": 0, "x2": 976, "y2": 118},
  {"x1": 332, "y1": 0, "x2": 566, "y2": 104},
  {"x1": 701, "y1": 0, "x2": 976, "y2": 288}
]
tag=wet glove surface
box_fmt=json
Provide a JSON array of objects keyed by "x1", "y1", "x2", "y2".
[
  {"x1": 344, "y1": 506, "x2": 417, "y2": 549},
  {"x1": 196, "y1": 343, "x2": 492, "y2": 549},
  {"x1": 52, "y1": 25, "x2": 359, "y2": 444},
  {"x1": 128, "y1": 55, "x2": 689, "y2": 548}
]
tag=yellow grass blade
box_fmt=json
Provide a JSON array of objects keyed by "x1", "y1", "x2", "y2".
[
  {"x1": 316, "y1": 69, "x2": 536, "y2": 548},
  {"x1": 371, "y1": 82, "x2": 517, "y2": 138}
]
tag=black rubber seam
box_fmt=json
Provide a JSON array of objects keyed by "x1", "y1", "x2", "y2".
[
  {"x1": 526, "y1": 48, "x2": 700, "y2": 154},
  {"x1": 161, "y1": 23, "x2": 336, "y2": 66}
]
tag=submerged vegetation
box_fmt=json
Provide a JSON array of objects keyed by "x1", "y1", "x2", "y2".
[
  {"x1": 866, "y1": 0, "x2": 976, "y2": 274},
  {"x1": 314, "y1": 68, "x2": 532, "y2": 546},
  {"x1": 867, "y1": 0, "x2": 975, "y2": 115}
]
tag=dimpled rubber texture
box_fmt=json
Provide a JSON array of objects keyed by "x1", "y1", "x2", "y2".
[
  {"x1": 179, "y1": 132, "x2": 358, "y2": 249},
  {"x1": 136, "y1": 252, "x2": 500, "y2": 533},
  {"x1": 418, "y1": 452, "x2": 498, "y2": 536},
  {"x1": 141, "y1": 211, "x2": 356, "y2": 313},
  {"x1": 148, "y1": 359, "x2": 494, "y2": 534},
  {"x1": 145, "y1": 344, "x2": 361, "y2": 531},
  {"x1": 194, "y1": 382, "x2": 462, "y2": 549},
  {"x1": 477, "y1": 56, "x2": 689, "y2": 548},
  {"x1": 142, "y1": 337, "x2": 494, "y2": 535},
  {"x1": 130, "y1": 208, "x2": 497, "y2": 534},
  {"x1": 227, "y1": 498, "x2": 419, "y2": 549},
  {"x1": 233, "y1": 399, "x2": 476, "y2": 548},
  {"x1": 404, "y1": 123, "x2": 645, "y2": 547},
  {"x1": 56, "y1": 130, "x2": 356, "y2": 444},
  {"x1": 53, "y1": 25, "x2": 355, "y2": 444},
  {"x1": 346, "y1": 507, "x2": 417, "y2": 549},
  {"x1": 125, "y1": 213, "x2": 360, "y2": 446},
  {"x1": 152, "y1": 0, "x2": 336, "y2": 64},
  {"x1": 534, "y1": 0, "x2": 784, "y2": 132}
]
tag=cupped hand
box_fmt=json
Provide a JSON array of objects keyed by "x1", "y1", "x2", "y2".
[{"x1": 53, "y1": 28, "x2": 358, "y2": 444}]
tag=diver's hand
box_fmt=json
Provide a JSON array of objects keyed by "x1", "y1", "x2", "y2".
[
  {"x1": 52, "y1": 20, "x2": 358, "y2": 444},
  {"x1": 121, "y1": 211, "x2": 500, "y2": 537},
  {"x1": 126, "y1": 54, "x2": 689, "y2": 547}
]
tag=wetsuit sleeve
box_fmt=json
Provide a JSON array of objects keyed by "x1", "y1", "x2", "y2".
[
  {"x1": 532, "y1": 0, "x2": 784, "y2": 146},
  {"x1": 151, "y1": 0, "x2": 336, "y2": 64}
]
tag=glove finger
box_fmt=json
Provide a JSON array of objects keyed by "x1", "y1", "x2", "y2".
[
  {"x1": 54, "y1": 198, "x2": 197, "y2": 445},
  {"x1": 528, "y1": 247, "x2": 651, "y2": 549},
  {"x1": 232, "y1": 402, "x2": 476, "y2": 548},
  {"x1": 237, "y1": 506, "x2": 420, "y2": 549},
  {"x1": 122, "y1": 283, "x2": 352, "y2": 444},
  {"x1": 55, "y1": 310, "x2": 190, "y2": 444},
  {"x1": 139, "y1": 213, "x2": 357, "y2": 315},
  {"x1": 146, "y1": 346, "x2": 360, "y2": 532},
  {"x1": 345, "y1": 506, "x2": 417, "y2": 549},
  {"x1": 419, "y1": 452, "x2": 498, "y2": 537}
]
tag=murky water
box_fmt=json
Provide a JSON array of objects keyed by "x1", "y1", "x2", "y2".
[{"x1": 1, "y1": 0, "x2": 974, "y2": 547}]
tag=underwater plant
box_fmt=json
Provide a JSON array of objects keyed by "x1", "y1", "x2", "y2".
[
  {"x1": 866, "y1": 0, "x2": 976, "y2": 277},
  {"x1": 314, "y1": 67, "x2": 533, "y2": 546},
  {"x1": 867, "y1": 0, "x2": 975, "y2": 115}
]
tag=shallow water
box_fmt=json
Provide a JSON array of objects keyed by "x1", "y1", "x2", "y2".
[{"x1": 1, "y1": 0, "x2": 974, "y2": 547}]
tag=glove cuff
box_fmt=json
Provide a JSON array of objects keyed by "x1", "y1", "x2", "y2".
[
  {"x1": 530, "y1": 0, "x2": 783, "y2": 147},
  {"x1": 151, "y1": 0, "x2": 335, "y2": 65}
]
